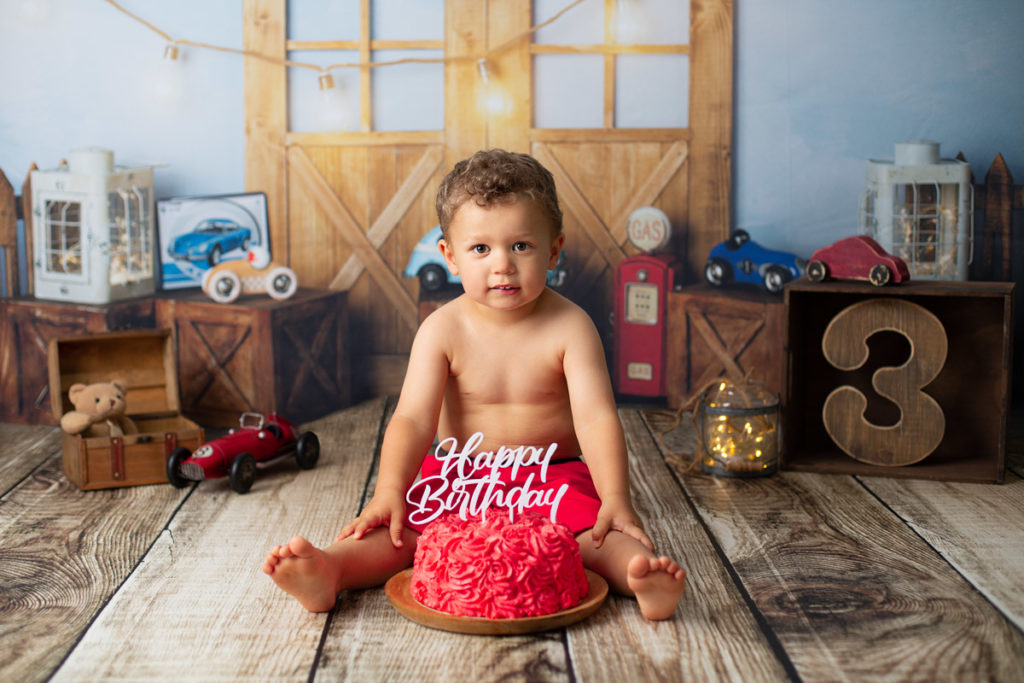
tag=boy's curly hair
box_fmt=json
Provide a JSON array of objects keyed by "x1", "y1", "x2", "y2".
[{"x1": 436, "y1": 149, "x2": 563, "y2": 238}]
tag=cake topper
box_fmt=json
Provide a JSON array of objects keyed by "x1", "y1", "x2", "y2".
[{"x1": 406, "y1": 432, "x2": 569, "y2": 527}]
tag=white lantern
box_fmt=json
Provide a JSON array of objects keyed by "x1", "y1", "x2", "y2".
[
  {"x1": 31, "y1": 149, "x2": 157, "y2": 303},
  {"x1": 860, "y1": 140, "x2": 973, "y2": 280}
]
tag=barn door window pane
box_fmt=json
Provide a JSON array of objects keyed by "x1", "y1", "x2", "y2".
[
  {"x1": 615, "y1": 54, "x2": 688, "y2": 128},
  {"x1": 532, "y1": 0, "x2": 689, "y2": 129},
  {"x1": 286, "y1": 1, "x2": 444, "y2": 133},
  {"x1": 533, "y1": 54, "x2": 604, "y2": 129}
]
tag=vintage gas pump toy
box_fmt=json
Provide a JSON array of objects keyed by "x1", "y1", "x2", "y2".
[{"x1": 613, "y1": 207, "x2": 681, "y2": 398}]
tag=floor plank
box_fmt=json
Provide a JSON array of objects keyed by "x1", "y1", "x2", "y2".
[
  {"x1": 646, "y1": 410, "x2": 1024, "y2": 681},
  {"x1": 566, "y1": 410, "x2": 789, "y2": 682},
  {"x1": 0, "y1": 423, "x2": 61, "y2": 495},
  {"x1": 50, "y1": 398, "x2": 388, "y2": 682},
  {"x1": 860, "y1": 469, "x2": 1024, "y2": 633},
  {"x1": 0, "y1": 446, "x2": 189, "y2": 683}
]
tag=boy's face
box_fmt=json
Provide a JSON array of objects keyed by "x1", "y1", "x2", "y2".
[{"x1": 439, "y1": 198, "x2": 563, "y2": 313}]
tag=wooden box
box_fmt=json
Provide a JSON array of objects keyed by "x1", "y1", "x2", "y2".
[
  {"x1": 155, "y1": 288, "x2": 349, "y2": 428},
  {"x1": 783, "y1": 280, "x2": 1014, "y2": 483},
  {"x1": 666, "y1": 284, "x2": 786, "y2": 409},
  {"x1": 0, "y1": 296, "x2": 155, "y2": 425},
  {"x1": 49, "y1": 330, "x2": 205, "y2": 490}
]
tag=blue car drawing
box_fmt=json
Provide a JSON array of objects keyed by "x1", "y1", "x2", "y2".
[
  {"x1": 402, "y1": 225, "x2": 569, "y2": 291},
  {"x1": 168, "y1": 219, "x2": 252, "y2": 267},
  {"x1": 705, "y1": 230, "x2": 805, "y2": 294}
]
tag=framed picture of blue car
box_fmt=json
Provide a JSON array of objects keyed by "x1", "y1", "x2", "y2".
[{"x1": 156, "y1": 192, "x2": 270, "y2": 290}]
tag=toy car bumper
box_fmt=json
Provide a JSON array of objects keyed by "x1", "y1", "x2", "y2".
[{"x1": 180, "y1": 462, "x2": 206, "y2": 481}]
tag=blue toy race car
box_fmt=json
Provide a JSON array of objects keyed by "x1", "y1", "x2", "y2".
[
  {"x1": 402, "y1": 225, "x2": 568, "y2": 291},
  {"x1": 168, "y1": 219, "x2": 252, "y2": 267},
  {"x1": 705, "y1": 230, "x2": 805, "y2": 294}
]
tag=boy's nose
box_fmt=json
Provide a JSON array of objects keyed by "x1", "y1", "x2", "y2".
[{"x1": 492, "y1": 250, "x2": 515, "y2": 273}]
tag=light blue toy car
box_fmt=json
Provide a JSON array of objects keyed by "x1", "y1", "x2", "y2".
[
  {"x1": 403, "y1": 225, "x2": 568, "y2": 291},
  {"x1": 705, "y1": 229, "x2": 805, "y2": 294},
  {"x1": 168, "y1": 219, "x2": 252, "y2": 267}
]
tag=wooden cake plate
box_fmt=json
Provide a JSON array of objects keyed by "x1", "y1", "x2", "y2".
[{"x1": 384, "y1": 569, "x2": 608, "y2": 635}]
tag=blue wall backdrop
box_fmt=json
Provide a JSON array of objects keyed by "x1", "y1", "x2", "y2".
[{"x1": 2, "y1": 0, "x2": 1022, "y2": 284}]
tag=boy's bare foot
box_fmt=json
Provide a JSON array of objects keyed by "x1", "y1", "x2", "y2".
[
  {"x1": 626, "y1": 554, "x2": 687, "y2": 620},
  {"x1": 262, "y1": 536, "x2": 339, "y2": 613}
]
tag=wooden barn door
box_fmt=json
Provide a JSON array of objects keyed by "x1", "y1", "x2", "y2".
[{"x1": 243, "y1": 0, "x2": 731, "y2": 399}]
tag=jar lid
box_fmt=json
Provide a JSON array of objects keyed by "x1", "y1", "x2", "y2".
[{"x1": 701, "y1": 379, "x2": 778, "y2": 414}]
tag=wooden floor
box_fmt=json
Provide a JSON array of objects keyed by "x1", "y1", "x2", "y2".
[{"x1": 2, "y1": 398, "x2": 1024, "y2": 682}]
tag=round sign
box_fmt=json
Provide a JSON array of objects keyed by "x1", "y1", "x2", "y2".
[{"x1": 626, "y1": 206, "x2": 671, "y2": 253}]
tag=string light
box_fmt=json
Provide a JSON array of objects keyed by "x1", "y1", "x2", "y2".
[{"x1": 148, "y1": 41, "x2": 184, "y2": 104}]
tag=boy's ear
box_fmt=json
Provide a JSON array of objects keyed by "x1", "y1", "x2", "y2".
[
  {"x1": 549, "y1": 233, "x2": 565, "y2": 268},
  {"x1": 438, "y1": 238, "x2": 459, "y2": 275}
]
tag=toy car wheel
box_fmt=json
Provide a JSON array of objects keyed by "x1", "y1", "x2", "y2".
[
  {"x1": 295, "y1": 432, "x2": 320, "y2": 470},
  {"x1": 207, "y1": 245, "x2": 222, "y2": 267},
  {"x1": 705, "y1": 258, "x2": 732, "y2": 287},
  {"x1": 230, "y1": 453, "x2": 257, "y2": 494},
  {"x1": 166, "y1": 447, "x2": 192, "y2": 489},
  {"x1": 726, "y1": 229, "x2": 750, "y2": 251},
  {"x1": 762, "y1": 265, "x2": 791, "y2": 294},
  {"x1": 869, "y1": 263, "x2": 891, "y2": 286},
  {"x1": 241, "y1": 236, "x2": 251, "y2": 251},
  {"x1": 806, "y1": 260, "x2": 828, "y2": 282},
  {"x1": 267, "y1": 266, "x2": 298, "y2": 300},
  {"x1": 208, "y1": 270, "x2": 242, "y2": 304},
  {"x1": 418, "y1": 264, "x2": 447, "y2": 292}
]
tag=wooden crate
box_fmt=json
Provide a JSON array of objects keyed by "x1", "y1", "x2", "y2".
[
  {"x1": 0, "y1": 296, "x2": 155, "y2": 424},
  {"x1": 49, "y1": 330, "x2": 205, "y2": 490},
  {"x1": 783, "y1": 280, "x2": 1014, "y2": 483},
  {"x1": 665, "y1": 284, "x2": 786, "y2": 409},
  {"x1": 155, "y1": 288, "x2": 349, "y2": 428}
]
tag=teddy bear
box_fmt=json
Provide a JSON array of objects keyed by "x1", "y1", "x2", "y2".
[{"x1": 60, "y1": 380, "x2": 140, "y2": 439}]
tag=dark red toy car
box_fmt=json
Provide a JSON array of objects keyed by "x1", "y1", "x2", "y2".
[
  {"x1": 806, "y1": 235, "x2": 910, "y2": 286},
  {"x1": 167, "y1": 412, "x2": 320, "y2": 493}
]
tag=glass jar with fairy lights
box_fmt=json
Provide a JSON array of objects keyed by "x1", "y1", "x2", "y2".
[{"x1": 697, "y1": 380, "x2": 779, "y2": 477}]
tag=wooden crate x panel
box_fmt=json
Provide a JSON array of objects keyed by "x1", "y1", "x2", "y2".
[
  {"x1": 155, "y1": 289, "x2": 348, "y2": 428},
  {"x1": 666, "y1": 286, "x2": 785, "y2": 409},
  {"x1": 0, "y1": 297, "x2": 155, "y2": 425}
]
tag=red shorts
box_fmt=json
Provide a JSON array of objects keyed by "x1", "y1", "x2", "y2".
[{"x1": 405, "y1": 454, "x2": 602, "y2": 535}]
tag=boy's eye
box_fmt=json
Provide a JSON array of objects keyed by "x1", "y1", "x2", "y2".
[
  {"x1": 512, "y1": 242, "x2": 531, "y2": 253},
  {"x1": 472, "y1": 245, "x2": 489, "y2": 255}
]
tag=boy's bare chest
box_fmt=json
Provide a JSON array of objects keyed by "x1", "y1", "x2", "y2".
[{"x1": 448, "y1": 335, "x2": 566, "y2": 404}]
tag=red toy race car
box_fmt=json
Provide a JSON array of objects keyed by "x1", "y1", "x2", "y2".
[
  {"x1": 167, "y1": 412, "x2": 320, "y2": 493},
  {"x1": 806, "y1": 235, "x2": 910, "y2": 286}
]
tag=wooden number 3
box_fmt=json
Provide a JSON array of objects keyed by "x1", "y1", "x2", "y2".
[{"x1": 821, "y1": 298, "x2": 948, "y2": 466}]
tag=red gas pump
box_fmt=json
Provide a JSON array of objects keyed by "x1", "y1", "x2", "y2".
[{"x1": 613, "y1": 208, "x2": 680, "y2": 397}]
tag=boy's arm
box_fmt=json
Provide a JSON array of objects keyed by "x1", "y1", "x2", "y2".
[
  {"x1": 562, "y1": 310, "x2": 653, "y2": 550},
  {"x1": 337, "y1": 313, "x2": 450, "y2": 547}
]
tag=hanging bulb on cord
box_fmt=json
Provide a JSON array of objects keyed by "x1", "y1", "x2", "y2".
[
  {"x1": 149, "y1": 43, "x2": 185, "y2": 103},
  {"x1": 316, "y1": 72, "x2": 350, "y2": 131},
  {"x1": 18, "y1": 0, "x2": 52, "y2": 26},
  {"x1": 475, "y1": 59, "x2": 511, "y2": 117}
]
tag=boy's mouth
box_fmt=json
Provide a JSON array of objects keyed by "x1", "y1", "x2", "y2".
[{"x1": 491, "y1": 284, "x2": 520, "y2": 294}]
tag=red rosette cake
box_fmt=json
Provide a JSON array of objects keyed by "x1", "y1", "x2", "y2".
[{"x1": 411, "y1": 512, "x2": 589, "y2": 619}]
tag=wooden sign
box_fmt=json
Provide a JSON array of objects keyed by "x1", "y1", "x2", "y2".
[{"x1": 820, "y1": 298, "x2": 947, "y2": 466}]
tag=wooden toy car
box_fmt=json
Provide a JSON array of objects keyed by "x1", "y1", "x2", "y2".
[
  {"x1": 705, "y1": 229, "x2": 805, "y2": 294},
  {"x1": 201, "y1": 246, "x2": 298, "y2": 303},
  {"x1": 166, "y1": 412, "x2": 319, "y2": 493},
  {"x1": 806, "y1": 235, "x2": 910, "y2": 286}
]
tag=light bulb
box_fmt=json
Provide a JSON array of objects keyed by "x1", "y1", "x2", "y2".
[
  {"x1": 316, "y1": 73, "x2": 350, "y2": 130},
  {"x1": 612, "y1": 0, "x2": 649, "y2": 44},
  {"x1": 18, "y1": 0, "x2": 52, "y2": 26},
  {"x1": 149, "y1": 43, "x2": 185, "y2": 103}
]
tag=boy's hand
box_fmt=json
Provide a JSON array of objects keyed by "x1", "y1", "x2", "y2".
[
  {"x1": 591, "y1": 496, "x2": 654, "y2": 551},
  {"x1": 335, "y1": 488, "x2": 407, "y2": 548}
]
